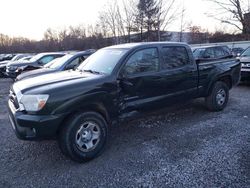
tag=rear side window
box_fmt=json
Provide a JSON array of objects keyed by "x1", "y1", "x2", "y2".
[
  {"x1": 222, "y1": 46, "x2": 231, "y2": 56},
  {"x1": 123, "y1": 48, "x2": 159, "y2": 76},
  {"x1": 203, "y1": 48, "x2": 215, "y2": 58},
  {"x1": 214, "y1": 47, "x2": 225, "y2": 57},
  {"x1": 161, "y1": 46, "x2": 189, "y2": 69}
]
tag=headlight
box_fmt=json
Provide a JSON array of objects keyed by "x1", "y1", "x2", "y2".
[
  {"x1": 15, "y1": 67, "x2": 23, "y2": 73},
  {"x1": 19, "y1": 94, "x2": 49, "y2": 112}
]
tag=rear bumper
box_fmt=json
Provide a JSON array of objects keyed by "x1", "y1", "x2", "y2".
[{"x1": 8, "y1": 99, "x2": 67, "y2": 140}]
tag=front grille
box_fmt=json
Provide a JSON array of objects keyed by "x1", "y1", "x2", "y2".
[
  {"x1": 9, "y1": 89, "x2": 19, "y2": 110},
  {"x1": 241, "y1": 63, "x2": 250, "y2": 68}
]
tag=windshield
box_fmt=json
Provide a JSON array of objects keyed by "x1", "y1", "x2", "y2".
[
  {"x1": 77, "y1": 49, "x2": 128, "y2": 75},
  {"x1": 193, "y1": 48, "x2": 205, "y2": 58},
  {"x1": 29, "y1": 54, "x2": 45, "y2": 62},
  {"x1": 241, "y1": 47, "x2": 250, "y2": 57},
  {"x1": 11, "y1": 55, "x2": 22, "y2": 61},
  {"x1": 44, "y1": 54, "x2": 73, "y2": 69}
]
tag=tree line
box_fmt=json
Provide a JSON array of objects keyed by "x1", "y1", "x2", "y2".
[{"x1": 0, "y1": 0, "x2": 249, "y2": 53}]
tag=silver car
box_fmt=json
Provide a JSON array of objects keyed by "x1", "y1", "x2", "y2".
[{"x1": 239, "y1": 47, "x2": 250, "y2": 81}]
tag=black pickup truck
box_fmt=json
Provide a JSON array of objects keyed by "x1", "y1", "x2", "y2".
[{"x1": 8, "y1": 42, "x2": 241, "y2": 162}]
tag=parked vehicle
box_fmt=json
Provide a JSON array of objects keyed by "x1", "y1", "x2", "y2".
[
  {"x1": 6, "y1": 52, "x2": 65, "y2": 78},
  {"x1": 231, "y1": 47, "x2": 244, "y2": 57},
  {"x1": 16, "y1": 50, "x2": 95, "y2": 81},
  {"x1": 238, "y1": 46, "x2": 250, "y2": 81},
  {"x1": 18, "y1": 56, "x2": 33, "y2": 61},
  {"x1": 8, "y1": 42, "x2": 241, "y2": 162},
  {"x1": 0, "y1": 54, "x2": 33, "y2": 77},
  {"x1": 0, "y1": 54, "x2": 15, "y2": 62},
  {"x1": 192, "y1": 45, "x2": 233, "y2": 62}
]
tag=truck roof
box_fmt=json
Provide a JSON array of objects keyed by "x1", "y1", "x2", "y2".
[{"x1": 104, "y1": 42, "x2": 189, "y2": 50}]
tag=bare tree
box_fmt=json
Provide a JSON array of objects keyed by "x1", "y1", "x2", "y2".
[
  {"x1": 206, "y1": 0, "x2": 249, "y2": 34},
  {"x1": 116, "y1": 5, "x2": 126, "y2": 42},
  {"x1": 96, "y1": 15, "x2": 109, "y2": 38},
  {"x1": 122, "y1": 0, "x2": 138, "y2": 42},
  {"x1": 98, "y1": 0, "x2": 120, "y2": 44},
  {"x1": 155, "y1": 0, "x2": 180, "y2": 41},
  {"x1": 179, "y1": 4, "x2": 186, "y2": 42},
  {"x1": 187, "y1": 24, "x2": 209, "y2": 44}
]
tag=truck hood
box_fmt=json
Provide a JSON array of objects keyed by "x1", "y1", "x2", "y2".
[
  {"x1": 14, "y1": 70, "x2": 103, "y2": 94},
  {"x1": 0, "y1": 60, "x2": 10, "y2": 65},
  {"x1": 8, "y1": 60, "x2": 33, "y2": 67},
  {"x1": 16, "y1": 68, "x2": 56, "y2": 81}
]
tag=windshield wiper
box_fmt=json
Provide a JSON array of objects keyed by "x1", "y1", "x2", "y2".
[{"x1": 81, "y1": 69, "x2": 104, "y2": 75}]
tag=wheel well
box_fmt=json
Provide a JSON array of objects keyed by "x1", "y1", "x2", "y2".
[
  {"x1": 57, "y1": 103, "x2": 110, "y2": 135},
  {"x1": 218, "y1": 76, "x2": 232, "y2": 89},
  {"x1": 207, "y1": 75, "x2": 232, "y2": 96}
]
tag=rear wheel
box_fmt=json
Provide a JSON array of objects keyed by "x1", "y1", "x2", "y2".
[
  {"x1": 205, "y1": 81, "x2": 229, "y2": 111},
  {"x1": 59, "y1": 111, "x2": 108, "y2": 162}
]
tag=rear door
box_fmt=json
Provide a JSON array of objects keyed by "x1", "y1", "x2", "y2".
[{"x1": 157, "y1": 45, "x2": 199, "y2": 102}]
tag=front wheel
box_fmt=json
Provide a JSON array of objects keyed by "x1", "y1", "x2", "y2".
[
  {"x1": 205, "y1": 81, "x2": 229, "y2": 111},
  {"x1": 59, "y1": 111, "x2": 108, "y2": 162}
]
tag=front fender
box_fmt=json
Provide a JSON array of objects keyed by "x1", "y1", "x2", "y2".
[{"x1": 51, "y1": 91, "x2": 118, "y2": 119}]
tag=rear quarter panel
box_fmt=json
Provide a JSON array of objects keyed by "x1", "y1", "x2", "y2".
[{"x1": 198, "y1": 58, "x2": 241, "y2": 97}]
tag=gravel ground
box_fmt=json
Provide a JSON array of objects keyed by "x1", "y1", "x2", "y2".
[{"x1": 0, "y1": 78, "x2": 249, "y2": 188}]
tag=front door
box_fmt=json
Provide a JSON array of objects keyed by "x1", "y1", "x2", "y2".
[{"x1": 118, "y1": 47, "x2": 162, "y2": 113}]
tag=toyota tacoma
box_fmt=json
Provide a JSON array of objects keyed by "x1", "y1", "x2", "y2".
[{"x1": 8, "y1": 42, "x2": 241, "y2": 162}]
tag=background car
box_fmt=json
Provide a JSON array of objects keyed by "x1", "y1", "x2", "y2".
[
  {"x1": 0, "y1": 54, "x2": 15, "y2": 62},
  {"x1": 231, "y1": 47, "x2": 244, "y2": 57},
  {"x1": 238, "y1": 47, "x2": 250, "y2": 81},
  {"x1": 192, "y1": 45, "x2": 233, "y2": 62},
  {"x1": 6, "y1": 52, "x2": 65, "y2": 78},
  {"x1": 0, "y1": 54, "x2": 33, "y2": 77},
  {"x1": 16, "y1": 50, "x2": 96, "y2": 81}
]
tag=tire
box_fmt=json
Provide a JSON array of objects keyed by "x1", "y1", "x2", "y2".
[
  {"x1": 58, "y1": 111, "x2": 108, "y2": 163},
  {"x1": 0, "y1": 72, "x2": 5, "y2": 78},
  {"x1": 205, "y1": 81, "x2": 229, "y2": 111}
]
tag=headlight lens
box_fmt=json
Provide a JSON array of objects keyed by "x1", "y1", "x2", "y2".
[{"x1": 19, "y1": 94, "x2": 49, "y2": 112}]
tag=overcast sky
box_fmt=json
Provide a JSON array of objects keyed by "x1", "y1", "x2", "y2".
[{"x1": 0, "y1": 0, "x2": 230, "y2": 40}]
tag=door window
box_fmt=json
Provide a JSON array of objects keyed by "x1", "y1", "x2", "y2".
[
  {"x1": 123, "y1": 48, "x2": 159, "y2": 76},
  {"x1": 39, "y1": 56, "x2": 55, "y2": 65},
  {"x1": 203, "y1": 48, "x2": 215, "y2": 58},
  {"x1": 65, "y1": 57, "x2": 81, "y2": 70},
  {"x1": 161, "y1": 46, "x2": 189, "y2": 69},
  {"x1": 214, "y1": 47, "x2": 225, "y2": 57}
]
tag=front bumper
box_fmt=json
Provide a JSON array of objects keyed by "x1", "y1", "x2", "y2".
[
  {"x1": 8, "y1": 99, "x2": 67, "y2": 140},
  {"x1": 241, "y1": 68, "x2": 250, "y2": 81},
  {"x1": 6, "y1": 69, "x2": 19, "y2": 78}
]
